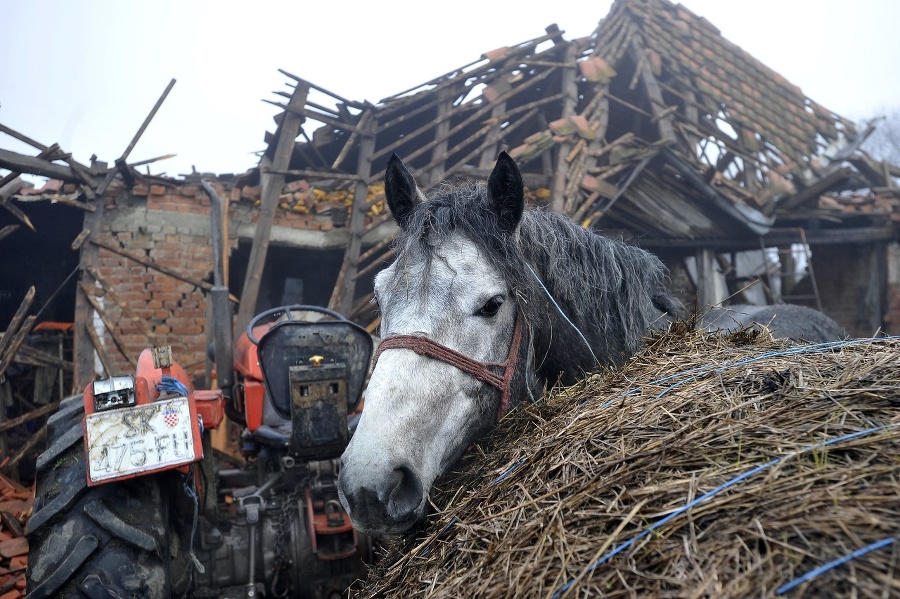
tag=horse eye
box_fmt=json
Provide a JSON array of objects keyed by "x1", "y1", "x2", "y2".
[{"x1": 477, "y1": 295, "x2": 505, "y2": 318}]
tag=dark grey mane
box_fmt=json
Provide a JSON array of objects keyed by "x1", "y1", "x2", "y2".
[{"x1": 389, "y1": 179, "x2": 679, "y2": 386}]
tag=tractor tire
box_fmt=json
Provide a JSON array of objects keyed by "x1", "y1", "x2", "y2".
[{"x1": 26, "y1": 394, "x2": 173, "y2": 598}]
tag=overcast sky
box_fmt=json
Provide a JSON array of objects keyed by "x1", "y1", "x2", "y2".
[{"x1": 2, "y1": 0, "x2": 898, "y2": 179}]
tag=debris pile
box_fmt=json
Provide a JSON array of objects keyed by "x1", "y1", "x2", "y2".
[
  {"x1": 0, "y1": 474, "x2": 31, "y2": 599},
  {"x1": 356, "y1": 325, "x2": 900, "y2": 598}
]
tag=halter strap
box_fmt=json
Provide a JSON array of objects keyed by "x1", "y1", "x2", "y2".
[{"x1": 371, "y1": 315, "x2": 524, "y2": 420}]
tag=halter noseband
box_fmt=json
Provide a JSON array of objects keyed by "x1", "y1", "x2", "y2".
[{"x1": 371, "y1": 315, "x2": 524, "y2": 420}]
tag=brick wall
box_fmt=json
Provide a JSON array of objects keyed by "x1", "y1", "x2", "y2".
[
  {"x1": 90, "y1": 179, "x2": 386, "y2": 383},
  {"x1": 809, "y1": 243, "x2": 888, "y2": 338},
  {"x1": 94, "y1": 184, "x2": 219, "y2": 382},
  {"x1": 884, "y1": 242, "x2": 900, "y2": 335}
]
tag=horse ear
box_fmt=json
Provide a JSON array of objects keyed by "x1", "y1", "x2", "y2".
[
  {"x1": 487, "y1": 151, "x2": 525, "y2": 233},
  {"x1": 384, "y1": 153, "x2": 421, "y2": 230}
]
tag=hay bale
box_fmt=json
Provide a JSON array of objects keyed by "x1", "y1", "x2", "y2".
[{"x1": 353, "y1": 324, "x2": 900, "y2": 598}]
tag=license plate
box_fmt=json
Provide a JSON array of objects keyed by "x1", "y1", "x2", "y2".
[{"x1": 85, "y1": 397, "x2": 198, "y2": 484}]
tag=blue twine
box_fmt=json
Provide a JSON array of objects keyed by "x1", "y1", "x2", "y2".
[
  {"x1": 776, "y1": 536, "x2": 896, "y2": 594},
  {"x1": 491, "y1": 460, "x2": 524, "y2": 487},
  {"x1": 159, "y1": 375, "x2": 191, "y2": 397},
  {"x1": 652, "y1": 336, "x2": 892, "y2": 399},
  {"x1": 550, "y1": 424, "x2": 889, "y2": 599},
  {"x1": 417, "y1": 517, "x2": 458, "y2": 557}
]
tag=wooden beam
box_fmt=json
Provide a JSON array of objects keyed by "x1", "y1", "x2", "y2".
[
  {"x1": 329, "y1": 115, "x2": 376, "y2": 315},
  {"x1": 0, "y1": 287, "x2": 34, "y2": 375},
  {"x1": 79, "y1": 283, "x2": 137, "y2": 368},
  {"x1": 0, "y1": 148, "x2": 81, "y2": 182},
  {"x1": 236, "y1": 82, "x2": 310, "y2": 334},
  {"x1": 550, "y1": 43, "x2": 579, "y2": 213},
  {"x1": 0, "y1": 225, "x2": 19, "y2": 243},
  {"x1": 0, "y1": 401, "x2": 60, "y2": 435},
  {"x1": 89, "y1": 239, "x2": 211, "y2": 291},
  {"x1": 0, "y1": 316, "x2": 36, "y2": 381},
  {"x1": 2, "y1": 426, "x2": 47, "y2": 473},
  {"x1": 332, "y1": 111, "x2": 372, "y2": 171},
  {"x1": 630, "y1": 40, "x2": 676, "y2": 143},
  {"x1": 261, "y1": 168, "x2": 363, "y2": 182},
  {"x1": 84, "y1": 320, "x2": 112, "y2": 377},
  {"x1": 431, "y1": 91, "x2": 454, "y2": 183},
  {"x1": 0, "y1": 178, "x2": 35, "y2": 231}
]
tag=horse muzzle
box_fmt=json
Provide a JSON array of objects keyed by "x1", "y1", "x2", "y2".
[{"x1": 338, "y1": 459, "x2": 427, "y2": 535}]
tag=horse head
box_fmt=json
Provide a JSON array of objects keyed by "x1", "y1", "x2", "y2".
[
  {"x1": 338, "y1": 153, "x2": 537, "y2": 534},
  {"x1": 339, "y1": 152, "x2": 678, "y2": 534}
]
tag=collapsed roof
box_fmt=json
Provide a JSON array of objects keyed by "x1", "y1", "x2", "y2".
[{"x1": 261, "y1": 0, "x2": 897, "y2": 243}]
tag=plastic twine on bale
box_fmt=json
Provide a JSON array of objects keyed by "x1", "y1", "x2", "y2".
[
  {"x1": 550, "y1": 424, "x2": 894, "y2": 599},
  {"x1": 652, "y1": 336, "x2": 898, "y2": 399},
  {"x1": 776, "y1": 536, "x2": 896, "y2": 594},
  {"x1": 577, "y1": 335, "x2": 900, "y2": 410}
]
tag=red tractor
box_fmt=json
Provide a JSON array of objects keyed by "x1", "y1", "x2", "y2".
[{"x1": 26, "y1": 301, "x2": 373, "y2": 598}]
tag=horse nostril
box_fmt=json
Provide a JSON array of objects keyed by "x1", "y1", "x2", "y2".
[{"x1": 387, "y1": 465, "x2": 423, "y2": 517}]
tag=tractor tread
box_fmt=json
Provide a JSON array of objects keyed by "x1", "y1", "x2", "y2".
[
  {"x1": 26, "y1": 400, "x2": 171, "y2": 597},
  {"x1": 85, "y1": 497, "x2": 158, "y2": 552},
  {"x1": 26, "y1": 533, "x2": 99, "y2": 599}
]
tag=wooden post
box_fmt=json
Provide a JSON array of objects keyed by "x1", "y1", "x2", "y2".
[
  {"x1": 329, "y1": 115, "x2": 376, "y2": 316},
  {"x1": 429, "y1": 91, "x2": 452, "y2": 184},
  {"x1": 550, "y1": 43, "x2": 579, "y2": 213},
  {"x1": 630, "y1": 40, "x2": 676, "y2": 143},
  {"x1": 235, "y1": 82, "x2": 309, "y2": 335},
  {"x1": 695, "y1": 249, "x2": 722, "y2": 312}
]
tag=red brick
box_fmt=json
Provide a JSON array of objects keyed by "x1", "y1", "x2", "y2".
[{"x1": 149, "y1": 185, "x2": 166, "y2": 196}]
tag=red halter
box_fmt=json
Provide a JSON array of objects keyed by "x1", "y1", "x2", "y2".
[{"x1": 371, "y1": 315, "x2": 525, "y2": 420}]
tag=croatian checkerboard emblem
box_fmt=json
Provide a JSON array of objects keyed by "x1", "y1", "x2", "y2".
[{"x1": 164, "y1": 404, "x2": 179, "y2": 428}]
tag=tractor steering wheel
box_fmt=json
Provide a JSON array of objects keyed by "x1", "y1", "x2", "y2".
[{"x1": 246, "y1": 304, "x2": 347, "y2": 345}]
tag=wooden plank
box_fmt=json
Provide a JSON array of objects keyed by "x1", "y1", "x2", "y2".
[
  {"x1": 89, "y1": 239, "x2": 211, "y2": 291},
  {"x1": 79, "y1": 283, "x2": 137, "y2": 368},
  {"x1": 0, "y1": 148, "x2": 80, "y2": 182},
  {"x1": 0, "y1": 145, "x2": 59, "y2": 188},
  {"x1": 630, "y1": 40, "x2": 676, "y2": 143},
  {"x1": 0, "y1": 288, "x2": 34, "y2": 369},
  {"x1": 329, "y1": 117, "x2": 376, "y2": 315},
  {"x1": 0, "y1": 123, "x2": 94, "y2": 173},
  {"x1": 0, "y1": 316, "x2": 36, "y2": 381},
  {"x1": 278, "y1": 69, "x2": 360, "y2": 108},
  {"x1": 550, "y1": 43, "x2": 579, "y2": 212},
  {"x1": 369, "y1": 74, "x2": 561, "y2": 166},
  {"x1": 0, "y1": 178, "x2": 35, "y2": 231},
  {"x1": 332, "y1": 111, "x2": 372, "y2": 171},
  {"x1": 0, "y1": 225, "x2": 18, "y2": 243},
  {"x1": 351, "y1": 248, "x2": 395, "y2": 282},
  {"x1": 262, "y1": 99, "x2": 365, "y2": 136},
  {"x1": 779, "y1": 166, "x2": 856, "y2": 211},
  {"x1": 3, "y1": 424, "x2": 47, "y2": 473},
  {"x1": 0, "y1": 401, "x2": 60, "y2": 435},
  {"x1": 261, "y1": 168, "x2": 362, "y2": 182},
  {"x1": 389, "y1": 96, "x2": 560, "y2": 186},
  {"x1": 431, "y1": 92, "x2": 454, "y2": 183},
  {"x1": 14, "y1": 345, "x2": 72, "y2": 371},
  {"x1": 235, "y1": 82, "x2": 310, "y2": 334},
  {"x1": 84, "y1": 320, "x2": 112, "y2": 377}
]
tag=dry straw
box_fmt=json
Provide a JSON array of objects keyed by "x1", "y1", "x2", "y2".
[{"x1": 352, "y1": 323, "x2": 900, "y2": 598}]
